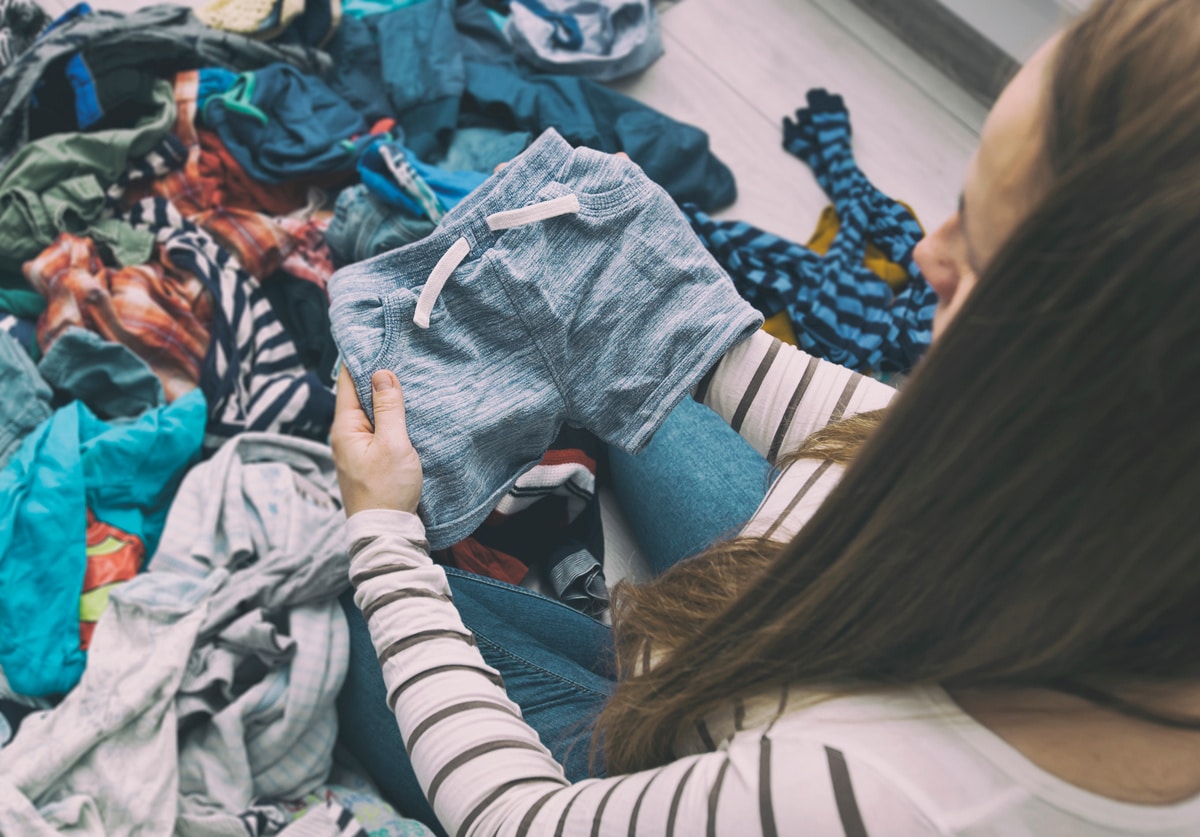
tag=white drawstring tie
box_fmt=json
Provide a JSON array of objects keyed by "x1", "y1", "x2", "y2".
[
  {"x1": 411, "y1": 193, "x2": 582, "y2": 328},
  {"x1": 413, "y1": 237, "x2": 469, "y2": 329},
  {"x1": 484, "y1": 193, "x2": 580, "y2": 231}
]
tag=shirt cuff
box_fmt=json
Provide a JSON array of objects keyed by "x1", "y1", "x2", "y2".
[{"x1": 346, "y1": 508, "x2": 427, "y2": 545}]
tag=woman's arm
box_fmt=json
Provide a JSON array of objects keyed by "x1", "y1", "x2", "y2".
[
  {"x1": 331, "y1": 367, "x2": 932, "y2": 836},
  {"x1": 700, "y1": 331, "x2": 897, "y2": 465},
  {"x1": 350, "y1": 509, "x2": 934, "y2": 836}
]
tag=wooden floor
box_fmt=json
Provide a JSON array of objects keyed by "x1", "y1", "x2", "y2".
[{"x1": 612, "y1": 0, "x2": 987, "y2": 241}]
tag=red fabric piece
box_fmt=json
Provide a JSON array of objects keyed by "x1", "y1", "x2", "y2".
[
  {"x1": 79, "y1": 510, "x2": 144, "y2": 650},
  {"x1": 539, "y1": 447, "x2": 598, "y2": 470},
  {"x1": 198, "y1": 129, "x2": 310, "y2": 216},
  {"x1": 358, "y1": 118, "x2": 397, "y2": 139},
  {"x1": 436, "y1": 538, "x2": 528, "y2": 586},
  {"x1": 277, "y1": 213, "x2": 336, "y2": 293}
]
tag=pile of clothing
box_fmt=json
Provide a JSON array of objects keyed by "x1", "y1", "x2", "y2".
[
  {"x1": 0, "y1": 0, "x2": 710, "y2": 832},
  {"x1": 0, "y1": 0, "x2": 935, "y2": 832}
]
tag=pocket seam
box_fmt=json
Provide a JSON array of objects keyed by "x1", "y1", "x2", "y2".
[{"x1": 376, "y1": 288, "x2": 405, "y2": 370}]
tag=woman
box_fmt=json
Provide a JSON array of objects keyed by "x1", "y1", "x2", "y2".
[{"x1": 333, "y1": 0, "x2": 1200, "y2": 832}]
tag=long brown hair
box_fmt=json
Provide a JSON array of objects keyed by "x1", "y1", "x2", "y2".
[{"x1": 598, "y1": 0, "x2": 1200, "y2": 774}]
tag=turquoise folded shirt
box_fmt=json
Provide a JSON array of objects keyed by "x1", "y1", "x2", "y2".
[{"x1": 0, "y1": 388, "x2": 205, "y2": 697}]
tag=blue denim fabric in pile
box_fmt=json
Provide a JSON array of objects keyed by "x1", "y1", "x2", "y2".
[
  {"x1": 326, "y1": 185, "x2": 437, "y2": 266},
  {"x1": 329, "y1": 128, "x2": 761, "y2": 549},
  {"x1": 685, "y1": 89, "x2": 937, "y2": 374}
]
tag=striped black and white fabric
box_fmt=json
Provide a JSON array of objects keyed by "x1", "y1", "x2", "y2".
[
  {"x1": 105, "y1": 134, "x2": 188, "y2": 206},
  {"x1": 266, "y1": 799, "x2": 370, "y2": 837},
  {"x1": 697, "y1": 330, "x2": 895, "y2": 544},
  {"x1": 120, "y1": 197, "x2": 334, "y2": 454}
]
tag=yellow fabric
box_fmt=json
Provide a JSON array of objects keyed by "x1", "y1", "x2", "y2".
[
  {"x1": 756, "y1": 202, "x2": 923, "y2": 347},
  {"x1": 79, "y1": 582, "x2": 120, "y2": 624},
  {"x1": 804, "y1": 204, "x2": 917, "y2": 289},
  {"x1": 197, "y1": 0, "x2": 305, "y2": 38},
  {"x1": 762, "y1": 312, "x2": 799, "y2": 345}
]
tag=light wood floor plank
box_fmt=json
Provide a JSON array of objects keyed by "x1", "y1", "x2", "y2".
[
  {"x1": 608, "y1": 29, "x2": 831, "y2": 241},
  {"x1": 806, "y1": 0, "x2": 990, "y2": 132},
  {"x1": 666, "y1": 0, "x2": 979, "y2": 228}
]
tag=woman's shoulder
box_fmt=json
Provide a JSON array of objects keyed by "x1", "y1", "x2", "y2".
[{"x1": 684, "y1": 686, "x2": 1200, "y2": 836}]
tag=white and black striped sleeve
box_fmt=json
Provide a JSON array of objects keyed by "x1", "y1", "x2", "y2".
[
  {"x1": 699, "y1": 332, "x2": 897, "y2": 466},
  {"x1": 347, "y1": 510, "x2": 934, "y2": 837}
]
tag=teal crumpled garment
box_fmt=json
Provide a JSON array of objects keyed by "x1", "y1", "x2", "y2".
[
  {"x1": 0, "y1": 329, "x2": 51, "y2": 470},
  {"x1": 0, "y1": 78, "x2": 174, "y2": 274},
  {"x1": 38, "y1": 327, "x2": 166, "y2": 420},
  {"x1": 0, "y1": 387, "x2": 205, "y2": 697}
]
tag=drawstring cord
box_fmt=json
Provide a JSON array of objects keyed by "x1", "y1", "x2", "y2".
[{"x1": 412, "y1": 194, "x2": 582, "y2": 329}]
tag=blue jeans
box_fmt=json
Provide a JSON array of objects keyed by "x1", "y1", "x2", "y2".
[
  {"x1": 608, "y1": 392, "x2": 777, "y2": 575},
  {"x1": 338, "y1": 571, "x2": 613, "y2": 836},
  {"x1": 326, "y1": 184, "x2": 436, "y2": 267},
  {"x1": 337, "y1": 395, "x2": 771, "y2": 832}
]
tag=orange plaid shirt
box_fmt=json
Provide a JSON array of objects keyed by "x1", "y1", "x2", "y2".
[
  {"x1": 118, "y1": 70, "x2": 291, "y2": 280},
  {"x1": 26, "y1": 232, "x2": 213, "y2": 402}
]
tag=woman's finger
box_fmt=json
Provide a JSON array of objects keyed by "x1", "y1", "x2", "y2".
[
  {"x1": 334, "y1": 364, "x2": 370, "y2": 428},
  {"x1": 370, "y1": 370, "x2": 410, "y2": 442}
]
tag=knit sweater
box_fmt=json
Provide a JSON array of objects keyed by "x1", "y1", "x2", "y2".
[{"x1": 347, "y1": 332, "x2": 1200, "y2": 836}]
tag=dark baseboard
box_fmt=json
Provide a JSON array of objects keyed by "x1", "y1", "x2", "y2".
[{"x1": 845, "y1": 0, "x2": 1021, "y2": 106}]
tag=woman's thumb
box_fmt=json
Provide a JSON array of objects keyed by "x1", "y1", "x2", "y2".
[{"x1": 371, "y1": 370, "x2": 408, "y2": 435}]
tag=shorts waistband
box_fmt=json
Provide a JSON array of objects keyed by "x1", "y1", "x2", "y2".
[{"x1": 329, "y1": 128, "x2": 649, "y2": 287}]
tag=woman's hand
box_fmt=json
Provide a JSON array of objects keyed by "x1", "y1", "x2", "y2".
[{"x1": 331, "y1": 364, "x2": 423, "y2": 517}]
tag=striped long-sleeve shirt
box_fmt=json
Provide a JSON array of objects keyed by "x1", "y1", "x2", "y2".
[
  {"x1": 347, "y1": 332, "x2": 924, "y2": 836},
  {"x1": 696, "y1": 330, "x2": 896, "y2": 543},
  {"x1": 351, "y1": 512, "x2": 933, "y2": 837},
  {"x1": 348, "y1": 333, "x2": 1200, "y2": 836}
]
